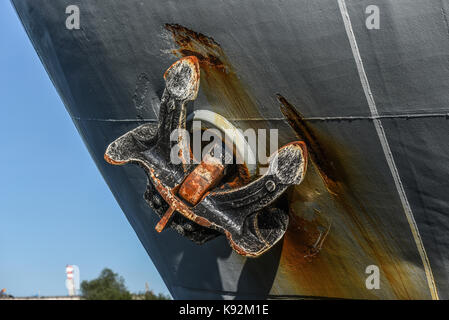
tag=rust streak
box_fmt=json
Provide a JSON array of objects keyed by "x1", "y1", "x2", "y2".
[
  {"x1": 163, "y1": 24, "x2": 429, "y2": 298},
  {"x1": 165, "y1": 23, "x2": 264, "y2": 121},
  {"x1": 278, "y1": 94, "x2": 338, "y2": 195},
  {"x1": 155, "y1": 206, "x2": 176, "y2": 233},
  {"x1": 179, "y1": 155, "x2": 226, "y2": 205},
  {"x1": 278, "y1": 95, "x2": 426, "y2": 299},
  {"x1": 104, "y1": 153, "x2": 127, "y2": 165}
]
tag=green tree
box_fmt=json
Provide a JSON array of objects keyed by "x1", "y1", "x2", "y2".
[
  {"x1": 143, "y1": 291, "x2": 171, "y2": 300},
  {"x1": 133, "y1": 291, "x2": 171, "y2": 300},
  {"x1": 81, "y1": 268, "x2": 132, "y2": 300}
]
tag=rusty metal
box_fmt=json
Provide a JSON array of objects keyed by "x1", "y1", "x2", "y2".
[
  {"x1": 178, "y1": 154, "x2": 226, "y2": 206},
  {"x1": 104, "y1": 56, "x2": 308, "y2": 257},
  {"x1": 155, "y1": 206, "x2": 176, "y2": 233}
]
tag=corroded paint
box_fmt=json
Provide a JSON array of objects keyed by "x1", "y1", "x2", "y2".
[
  {"x1": 277, "y1": 95, "x2": 429, "y2": 299},
  {"x1": 155, "y1": 206, "x2": 176, "y2": 233},
  {"x1": 149, "y1": 167, "x2": 214, "y2": 229},
  {"x1": 165, "y1": 24, "x2": 265, "y2": 122},
  {"x1": 105, "y1": 54, "x2": 307, "y2": 257},
  {"x1": 165, "y1": 25, "x2": 431, "y2": 299},
  {"x1": 179, "y1": 154, "x2": 226, "y2": 205}
]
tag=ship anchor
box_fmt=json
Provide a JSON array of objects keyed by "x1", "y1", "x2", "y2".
[{"x1": 104, "y1": 56, "x2": 308, "y2": 257}]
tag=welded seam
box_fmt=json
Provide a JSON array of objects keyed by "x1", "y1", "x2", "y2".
[
  {"x1": 441, "y1": 6, "x2": 449, "y2": 39},
  {"x1": 72, "y1": 112, "x2": 449, "y2": 123},
  {"x1": 338, "y1": 0, "x2": 439, "y2": 300},
  {"x1": 72, "y1": 116, "x2": 158, "y2": 122},
  {"x1": 172, "y1": 285, "x2": 347, "y2": 300},
  {"x1": 305, "y1": 113, "x2": 449, "y2": 121}
]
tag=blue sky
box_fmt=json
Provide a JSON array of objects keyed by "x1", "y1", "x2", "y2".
[{"x1": 0, "y1": 1, "x2": 169, "y2": 297}]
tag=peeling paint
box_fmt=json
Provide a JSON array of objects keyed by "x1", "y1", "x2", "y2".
[
  {"x1": 164, "y1": 24, "x2": 431, "y2": 299},
  {"x1": 278, "y1": 95, "x2": 428, "y2": 299},
  {"x1": 165, "y1": 23, "x2": 265, "y2": 122}
]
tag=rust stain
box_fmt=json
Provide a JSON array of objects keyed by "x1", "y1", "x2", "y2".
[
  {"x1": 288, "y1": 211, "x2": 331, "y2": 262},
  {"x1": 149, "y1": 165, "x2": 254, "y2": 255},
  {"x1": 278, "y1": 95, "x2": 339, "y2": 195},
  {"x1": 104, "y1": 153, "x2": 126, "y2": 165},
  {"x1": 148, "y1": 167, "x2": 214, "y2": 229},
  {"x1": 164, "y1": 23, "x2": 261, "y2": 185},
  {"x1": 165, "y1": 24, "x2": 263, "y2": 121},
  {"x1": 277, "y1": 95, "x2": 427, "y2": 299},
  {"x1": 164, "y1": 23, "x2": 430, "y2": 299},
  {"x1": 179, "y1": 154, "x2": 226, "y2": 205},
  {"x1": 155, "y1": 206, "x2": 176, "y2": 233}
]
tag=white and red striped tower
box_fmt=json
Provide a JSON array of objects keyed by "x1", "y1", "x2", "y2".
[{"x1": 65, "y1": 265, "x2": 76, "y2": 296}]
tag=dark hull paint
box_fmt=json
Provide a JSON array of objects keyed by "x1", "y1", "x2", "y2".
[{"x1": 12, "y1": 0, "x2": 449, "y2": 299}]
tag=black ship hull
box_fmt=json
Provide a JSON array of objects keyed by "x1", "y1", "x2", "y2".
[{"x1": 12, "y1": 0, "x2": 449, "y2": 299}]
